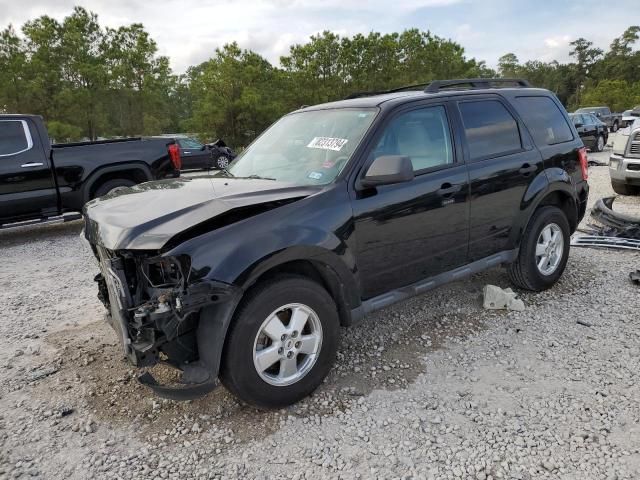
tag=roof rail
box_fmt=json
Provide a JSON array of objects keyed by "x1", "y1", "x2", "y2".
[
  {"x1": 344, "y1": 82, "x2": 430, "y2": 100},
  {"x1": 424, "y1": 78, "x2": 531, "y2": 93}
]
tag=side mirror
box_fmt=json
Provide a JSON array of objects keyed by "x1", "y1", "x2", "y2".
[{"x1": 360, "y1": 155, "x2": 414, "y2": 188}]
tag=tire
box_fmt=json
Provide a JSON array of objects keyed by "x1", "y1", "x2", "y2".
[
  {"x1": 215, "y1": 155, "x2": 230, "y2": 169},
  {"x1": 220, "y1": 275, "x2": 340, "y2": 409},
  {"x1": 595, "y1": 134, "x2": 605, "y2": 152},
  {"x1": 611, "y1": 121, "x2": 619, "y2": 133},
  {"x1": 508, "y1": 206, "x2": 570, "y2": 292},
  {"x1": 93, "y1": 179, "x2": 136, "y2": 198},
  {"x1": 611, "y1": 180, "x2": 635, "y2": 196}
]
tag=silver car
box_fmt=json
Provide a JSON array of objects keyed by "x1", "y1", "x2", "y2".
[{"x1": 610, "y1": 119, "x2": 640, "y2": 195}]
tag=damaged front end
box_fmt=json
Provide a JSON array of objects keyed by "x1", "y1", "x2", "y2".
[{"x1": 93, "y1": 247, "x2": 241, "y2": 400}]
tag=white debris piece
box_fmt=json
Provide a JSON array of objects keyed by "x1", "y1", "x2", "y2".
[{"x1": 483, "y1": 284, "x2": 525, "y2": 311}]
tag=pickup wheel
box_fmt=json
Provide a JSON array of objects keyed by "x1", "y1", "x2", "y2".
[
  {"x1": 508, "y1": 206, "x2": 570, "y2": 292},
  {"x1": 611, "y1": 180, "x2": 636, "y2": 195},
  {"x1": 220, "y1": 276, "x2": 339, "y2": 409},
  {"x1": 595, "y1": 134, "x2": 605, "y2": 152},
  {"x1": 93, "y1": 179, "x2": 136, "y2": 198},
  {"x1": 611, "y1": 121, "x2": 619, "y2": 133}
]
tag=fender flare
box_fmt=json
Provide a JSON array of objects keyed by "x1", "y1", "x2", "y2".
[
  {"x1": 237, "y1": 244, "x2": 361, "y2": 312},
  {"x1": 82, "y1": 162, "x2": 153, "y2": 202},
  {"x1": 509, "y1": 168, "x2": 578, "y2": 248}
]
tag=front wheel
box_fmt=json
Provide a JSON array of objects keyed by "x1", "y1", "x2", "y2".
[
  {"x1": 611, "y1": 121, "x2": 619, "y2": 133},
  {"x1": 220, "y1": 276, "x2": 340, "y2": 409},
  {"x1": 595, "y1": 134, "x2": 605, "y2": 152},
  {"x1": 508, "y1": 206, "x2": 570, "y2": 291}
]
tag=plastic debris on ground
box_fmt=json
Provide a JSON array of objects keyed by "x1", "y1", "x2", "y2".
[{"x1": 483, "y1": 285, "x2": 525, "y2": 311}]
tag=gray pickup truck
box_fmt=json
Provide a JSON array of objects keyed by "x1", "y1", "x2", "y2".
[
  {"x1": 575, "y1": 106, "x2": 623, "y2": 132},
  {"x1": 609, "y1": 119, "x2": 640, "y2": 195}
]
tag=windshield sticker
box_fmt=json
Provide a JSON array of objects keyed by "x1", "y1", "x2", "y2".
[
  {"x1": 322, "y1": 159, "x2": 336, "y2": 168},
  {"x1": 307, "y1": 137, "x2": 348, "y2": 151},
  {"x1": 308, "y1": 171, "x2": 323, "y2": 180}
]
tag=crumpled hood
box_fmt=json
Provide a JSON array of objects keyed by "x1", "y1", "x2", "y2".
[{"x1": 83, "y1": 176, "x2": 318, "y2": 250}]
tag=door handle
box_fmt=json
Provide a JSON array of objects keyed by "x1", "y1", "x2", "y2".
[
  {"x1": 519, "y1": 164, "x2": 537, "y2": 175},
  {"x1": 21, "y1": 162, "x2": 44, "y2": 168},
  {"x1": 183, "y1": 151, "x2": 191, "y2": 154},
  {"x1": 437, "y1": 183, "x2": 462, "y2": 197}
]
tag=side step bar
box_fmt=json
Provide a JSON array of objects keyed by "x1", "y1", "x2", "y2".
[{"x1": 0, "y1": 213, "x2": 82, "y2": 230}]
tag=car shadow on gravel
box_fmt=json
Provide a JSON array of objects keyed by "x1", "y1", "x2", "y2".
[
  {"x1": 0, "y1": 220, "x2": 83, "y2": 248},
  {"x1": 36, "y1": 253, "x2": 597, "y2": 448}
]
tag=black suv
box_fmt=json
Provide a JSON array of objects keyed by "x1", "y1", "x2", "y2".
[{"x1": 84, "y1": 78, "x2": 589, "y2": 408}]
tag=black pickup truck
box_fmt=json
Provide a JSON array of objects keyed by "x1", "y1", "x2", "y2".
[{"x1": 0, "y1": 114, "x2": 181, "y2": 229}]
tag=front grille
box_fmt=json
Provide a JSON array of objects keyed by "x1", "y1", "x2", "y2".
[
  {"x1": 630, "y1": 143, "x2": 640, "y2": 155},
  {"x1": 627, "y1": 163, "x2": 640, "y2": 171},
  {"x1": 634, "y1": 132, "x2": 640, "y2": 141}
]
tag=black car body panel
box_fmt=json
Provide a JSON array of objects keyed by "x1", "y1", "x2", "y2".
[
  {"x1": 84, "y1": 82, "x2": 589, "y2": 399},
  {"x1": 0, "y1": 114, "x2": 180, "y2": 226}
]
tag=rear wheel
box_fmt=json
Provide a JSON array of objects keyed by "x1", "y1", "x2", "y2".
[
  {"x1": 611, "y1": 180, "x2": 636, "y2": 195},
  {"x1": 595, "y1": 134, "x2": 605, "y2": 152},
  {"x1": 220, "y1": 276, "x2": 340, "y2": 409},
  {"x1": 215, "y1": 155, "x2": 230, "y2": 169},
  {"x1": 508, "y1": 206, "x2": 570, "y2": 291},
  {"x1": 93, "y1": 179, "x2": 136, "y2": 198},
  {"x1": 612, "y1": 121, "x2": 619, "y2": 133}
]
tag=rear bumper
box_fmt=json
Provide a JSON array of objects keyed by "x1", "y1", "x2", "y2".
[{"x1": 609, "y1": 154, "x2": 640, "y2": 184}]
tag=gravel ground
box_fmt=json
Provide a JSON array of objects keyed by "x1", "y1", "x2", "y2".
[{"x1": 1, "y1": 144, "x2": 639, "y2": 480}]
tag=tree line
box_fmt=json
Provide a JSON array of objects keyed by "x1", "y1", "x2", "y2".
[{"x1": 1, "y1": 7, "x2": 638, "y2": 146}]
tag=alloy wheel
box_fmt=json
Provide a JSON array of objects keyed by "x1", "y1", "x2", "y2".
[
  {"x1": 535, "y1": 223, "x2": 564, "y2": 276},
  {"x1": 253, "y1": 303, "x2": 323, "y2": 386}
]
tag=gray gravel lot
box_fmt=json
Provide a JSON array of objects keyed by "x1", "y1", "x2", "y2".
[{"x1": 1, "y1": 145, "x2": 639, "y2": 480}]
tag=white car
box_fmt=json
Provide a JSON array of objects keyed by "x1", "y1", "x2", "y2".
[{"x1": 622, "y1": 107, "x2": 640, "y2": 128}]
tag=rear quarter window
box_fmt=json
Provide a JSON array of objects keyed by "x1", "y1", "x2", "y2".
[
  {"x1": 458, "y1": 100, "x2": 522, "y2": 161},
  {"x1": 514, "y1": 96, "x2": 574, "y2": 146}
]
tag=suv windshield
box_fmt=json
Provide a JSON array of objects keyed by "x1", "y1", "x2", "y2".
[{"x1": 227, "y1": 108, "x2": 377, "y2": 185}]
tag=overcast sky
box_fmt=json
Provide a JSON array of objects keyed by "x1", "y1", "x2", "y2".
[{"x1": 0, "y1": 0, "x2": 637, "y2": 73}]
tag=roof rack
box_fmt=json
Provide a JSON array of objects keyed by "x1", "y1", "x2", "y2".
[
  {"x1": 424, "y1": 78, "x2": 531, "y2": 93},
  {"x1": 344, "y1": 82, "x2": 430, "y2": 100}
]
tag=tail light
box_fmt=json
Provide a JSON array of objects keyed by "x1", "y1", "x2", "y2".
[
  {"x1": 578, "y1": 147, "x2": 588, "y2": 181},
  {"x1": 168, "y1": 144, "x2": 181, "y2": 170}
]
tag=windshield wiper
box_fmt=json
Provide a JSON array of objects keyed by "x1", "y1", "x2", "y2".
[
  {"x1": 246, "y1": 174, "x2": 276, "y2": 181},
  {"x1": 218, "y1": 167, "x2": 234, "y2": 178}
]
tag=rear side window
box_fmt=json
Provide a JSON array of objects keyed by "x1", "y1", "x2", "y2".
[
  {"x1": 0, "y1": 120, "x2": 31, "y2": 156},
  {"x1": 513, "y1": 96, "x2": 573, "y2": 146},
  {"x1": 458, "y1": 100, "x2": 522, "y2": 161}
]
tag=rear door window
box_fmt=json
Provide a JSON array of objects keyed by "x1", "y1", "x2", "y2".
[
  {"x1": 458, "y1": 100, "x2": 522, "y2": 161},
  {"x1": 0, "y1": 120, "x2": 31, "y2": 156},
  {"x1": 514, "y1": 96, "x2": 574, "y2": 146}
]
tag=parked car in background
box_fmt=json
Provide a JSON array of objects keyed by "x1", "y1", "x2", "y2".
[
  {"x1": 621, "y1": 107, "x2": 640, "y2": 128},
  {"x1": 0, "y1": 114, "x2": 181, "y2": 229},
  {"x1": 574, "y1": 106, "x2": 622, "y2": 132},
  {"x1": 610, "y1": 117, "x2": 640, "y2": 195},
  {"x1": 84, "y1": 78, "x2": 588, "y2": 408},
  {"x1": 569, "y1": 112, "x2": 608, "y2": 152},
  {"x1": 157, "y1": 135, "x2": 237, "y2": 170}
]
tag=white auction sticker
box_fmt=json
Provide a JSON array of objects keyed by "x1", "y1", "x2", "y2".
[{"x1": 307, "y1": 137, "x2": 348, "y2": 151}]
